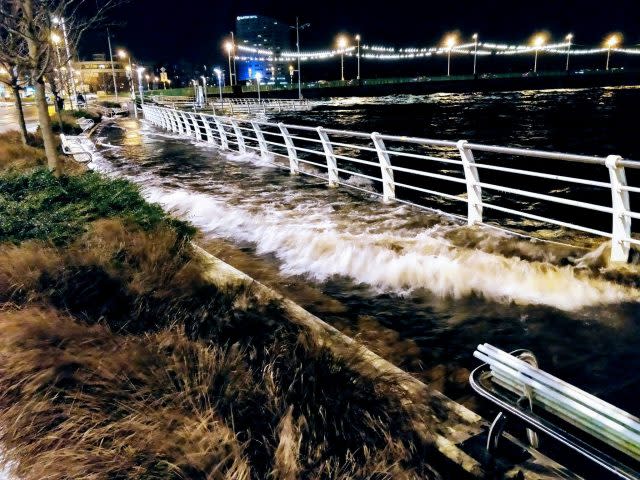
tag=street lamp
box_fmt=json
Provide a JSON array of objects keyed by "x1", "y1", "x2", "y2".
[
  {"x1": 289, "y1": 65, "x2": 294, "y2": 85},
  {"x1": 214, "y1": 68, "x2": 223, "y2": 103},
  {"x1": 532, "y1": 34, "x2": 546, "y2": 73},
  {"x1": 52, "y1": 16, "x2": 77, "y2": 109},
  {"x1": 605, "y1": 34, "x2": 621, "y2": 70},
  {"x1": 145, "y1": 74, "x2": 150, "y2": 89},
  {"x1": 289, "y1": 18, "x2": 310, "y2": 100},
  {"x1": 472, "y1": 33, "x2": 479, "y2": 75},
  {"x1": 255, "y1": 72, "x2": 262, "y2": 102},
  {"x1": 201, "y1": 75, "x2": 208, "y2": 104},
  {"x1": 119, "y1": 50, "x2": 137, "y2": 117},
  {"x1": 225, "y1": 41, "x2": 234, "y2": 86},
  {"x1": 136, "y1": 66, "x2": 145, "y2": 106},
  {"x1": 565, "y1": 33, "x2": 573, "y2": 71},
  {"x1": 337, "y1": 36, "x2": 348, "y2": 81},
  {"x1": 355, "y1": 34, "x2": 361, "y2": 80},
  {"x1": 444, "y1": 34, "x2": 456, "y2": 76}
]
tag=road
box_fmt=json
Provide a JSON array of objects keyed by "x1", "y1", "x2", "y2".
[{"x1": 0, "y1": 103, "x2": 38, "y2": 134}]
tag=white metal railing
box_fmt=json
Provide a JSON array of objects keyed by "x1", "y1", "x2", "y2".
[
  {"x1": 141, "y1": 104, "x2": 640, "y2": 263},
  {"x1": 209, "y1": 98, "x2": 312, "y2": 115}
]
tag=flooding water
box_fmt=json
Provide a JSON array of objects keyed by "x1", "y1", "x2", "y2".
[{"x1": 92, "y1": 87, "x2": 640, "y2": 418}]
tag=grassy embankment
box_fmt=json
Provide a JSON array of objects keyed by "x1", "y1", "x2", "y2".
[{"x1": 0, "y1": 129, "x2": 443, "y2": 479}]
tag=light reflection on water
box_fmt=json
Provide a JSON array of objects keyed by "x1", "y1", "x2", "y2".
[{"x1": 93, "y1": 87, "x2": 640, "y2": 413}]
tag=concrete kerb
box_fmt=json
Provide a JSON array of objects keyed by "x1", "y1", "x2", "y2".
[{"x1": 191, "y1": 243, "x2": 486, "y2": 477}]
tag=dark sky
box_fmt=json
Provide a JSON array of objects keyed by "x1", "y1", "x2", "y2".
[{"x1": 82, "y1": 0, "x2": 640, "y2": 65}]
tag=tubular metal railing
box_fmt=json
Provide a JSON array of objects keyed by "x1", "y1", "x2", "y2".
[
  {"x1": 210, "y1": 98, "x2": 312, "y2": 114},
  {"x1": 141, "y1": 104, "x2": 640, "y2": 263}
]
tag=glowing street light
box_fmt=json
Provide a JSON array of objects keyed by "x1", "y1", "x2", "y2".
[
  {"x1": 472, "y1": 33, "x2": 479, "y2": 75},
  {"x1": 136, "y1": 66, "x2": 145, "y2": 106},
  {"x1": 119, "y1": 50, "x2": 137, "y2": 117},
  {"x1": 532, "y1": 33, "x2": 546, "y2": 73},
  {"x1": 444, "y1": 34, "x2": 457, "y2": 76},
  {"x1": 214, "y1": 68, "x2": 223, "y2": 103},
  {"x1": 255, "y1": 72, "x2": 262, "y2": 102},
  {"x1": 355, "y1": 34, "x2": 361, "y2": 80},
  {"x1": 225, "y1": 40, "x2": 234, "y2": 86},
  {"x1": 605, "y1": 34, "x2": 621, "y2": 70},
  {"x1": 201, "y1": 75, "x2": 208, "y2": 104},
  {"x1": 337, "y1": 36, "x2": 348, "y2": 81},
  {"x1": 565, "y1": 33, "x2": 573, "y2": 71}
]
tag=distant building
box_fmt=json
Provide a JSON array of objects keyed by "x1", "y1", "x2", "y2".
[
  {"x1": 235, "y1": 14, "x2": 291, "y2": 84},
  {"x1": 74, "y1": 56, "x2": 129, "y2": 94}
]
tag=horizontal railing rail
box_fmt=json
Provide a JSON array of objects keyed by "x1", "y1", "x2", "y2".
[{"x1": 141, "y1": 104, "x2": 640, "y2": 263}]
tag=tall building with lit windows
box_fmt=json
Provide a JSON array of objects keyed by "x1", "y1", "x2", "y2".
[{"x1": 235, "y1": 15, "x2": 291, "y2": 84}]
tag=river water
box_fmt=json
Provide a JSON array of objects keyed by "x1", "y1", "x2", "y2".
[{"x1": 92, "y1": 86, "x2": 640, "y2": 417}]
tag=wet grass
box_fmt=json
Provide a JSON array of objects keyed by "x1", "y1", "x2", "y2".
[
  {"x1": 0, "y1": 135, "x2": 441, "y2": 479},
  {"x1": 0, "y1": 169, "x2": 194, "y2": 246}
]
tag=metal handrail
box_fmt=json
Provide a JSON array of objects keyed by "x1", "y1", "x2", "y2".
[{"x1": 141, "y1": 104, "x2": 640, "y2": 263}]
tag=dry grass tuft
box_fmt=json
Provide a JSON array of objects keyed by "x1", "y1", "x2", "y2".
[{"x1": 0, "y1": 307, "x2": 252, "y2": 480}]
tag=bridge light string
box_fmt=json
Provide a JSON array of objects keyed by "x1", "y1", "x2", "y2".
[{"x1": 234, "y1": 39, "x2": 640, "y2": 62}]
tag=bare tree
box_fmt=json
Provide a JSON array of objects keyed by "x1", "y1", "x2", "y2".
[
  {"x1": 0, "y1": 58, "x2": 29, "y2": 145},
  {"x1": 0, "y1": 0, "x2": 118, "y2": 175}
]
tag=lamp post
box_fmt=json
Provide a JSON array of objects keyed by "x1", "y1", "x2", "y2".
[
  {"x1": 255, "y1": 72, "x2": 262, "y2": 102},
  {"x1": 225, "y1": 41, "x2": 234, "y2": 86},
  {"x1": 118, "y1": 50, "x2": 137, "y2": 117},
  {"x1": 201, "y1": 75, "x2": 208, "y2": 104},
  {"x1": 532, "y1": 34, "x2": 545, "y2": 73},
  {"x1": 472, "y1": 33, "x2": 478, "y2": 75},
  {"x1": 445, "y1": 35, "x2": 456, "y2": 76},
  {"x1": 355, "y1": 34, "x2": 361, "y2": 80},
  {"x1": 565, "y1": 33, "x2": 573, "y2": 71},
  {"x1": 214, "y1": 68, "x2": 223, "y2": 104},
  {"x1": 605, "y1": 34, "x2": 620, "y2": 70},
  {"x1": 290, "y1": 18, "x2": 310, "y2": 100},
  {"x1": 289, "y1": 65, "x2": 294, "y2": 85},
  {"x1": 338, "y1": 36, "x2": 347, "y2": 81},
  {"x1": 52, "y1": 16, "x2": 77, "y2": 109},
  {"x1": 136, "y1": 66, "x2": 145, "y2": 106}
]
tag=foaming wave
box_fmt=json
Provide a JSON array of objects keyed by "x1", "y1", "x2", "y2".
[{"x1": 143, "y1": 186, "x2": 637, "y2": 310}]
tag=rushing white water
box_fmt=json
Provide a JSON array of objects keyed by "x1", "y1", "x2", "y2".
[
  {"x1": 88, "y1": 121, "x2": 640, "y2": 312},
  {"x1": 141, "y1": 184, "x2": 635, "y2": 310}
]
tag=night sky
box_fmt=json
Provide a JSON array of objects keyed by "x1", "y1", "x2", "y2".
[{"x1": 81, "y1": 0, "x2": 640, "y2": 65}]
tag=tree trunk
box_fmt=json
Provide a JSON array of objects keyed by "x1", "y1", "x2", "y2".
[
  {"x1": 49, "y1": 79, "x2": 65, "y2": 134},
  {"x1": 33, "y1": 78, "x2": 59, "y2": 176},
  {"x1": 22, "y1": 0, "x2": 59, "y2": 175},
  {"x1": 11, "y1": 84, "x2": 28, "y2": 145}
]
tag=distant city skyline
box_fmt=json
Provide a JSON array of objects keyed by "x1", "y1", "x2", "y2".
[{"x1": 81, "y1": 0, "x2": 640, "y2": 66}]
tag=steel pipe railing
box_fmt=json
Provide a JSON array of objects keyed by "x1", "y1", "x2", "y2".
[{"x1": 141, "y1": 104, "x2": 640, "y2": 263}]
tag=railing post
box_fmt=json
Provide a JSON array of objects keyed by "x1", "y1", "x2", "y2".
[
  {"x1": 213, "y1": 118, "x2": 228, "y2": 150},
  {"x1": 170, "y1": 109, "x2": 180, "y2": 133},
  {"x1": 605, "y1": 155, "x2": 631, "y2": 263},
  {"x1": 278, "y1": 123, "x2": 299, "y2": 174},
  {"x1": 251, "y1": 121, "x2": 269, "y2": 159},
  {"x1": 371, "y1": 132, "x2": 396, "y2": 202},
  {"x1": 457, "y1": 140, "x2": 483, "y2": 225},
  {"x1": 317, "y1": 126, "x2": 339, "y2": 187},
  {"x1": 229, "y1": 119, "x2": 246, "y2": 154},
  {"x1": 200, "y1": 113, "x2": 215, "y2": 145},
  {"x1": 175, "y1": 110, "x2": 186, "y2": 135},
  {"x1": 189, "y1": 112, "x2": 202, "y2": 141}
]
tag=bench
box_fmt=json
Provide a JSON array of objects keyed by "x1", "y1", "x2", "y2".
[
  {"x1": 76, "y1": 117, "x2": 95, "y2": 133},
  {"x1": 60, "y1": 134, "x2": 95, "y2": 163},
  {"x1": 471, "y1": 343, "x2": 640, "y2": 479}
]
